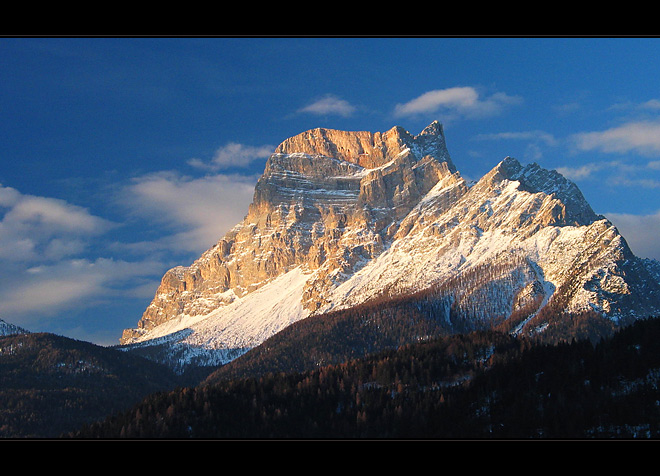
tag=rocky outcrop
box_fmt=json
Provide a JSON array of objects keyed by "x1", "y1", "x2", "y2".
[
  {"x1": 0, "y1": 318, "x2": 28, "y2": 337},
  {"x1": 120, "y1": 122, "x2": 660, "y2": 367},
  {"x1": 121, "y1": 122, "x2": 456, "y2": 343}
]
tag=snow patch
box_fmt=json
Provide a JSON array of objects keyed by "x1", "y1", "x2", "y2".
[{"x1": 126, "y1": 266, "x2": 314, "y2": 366}]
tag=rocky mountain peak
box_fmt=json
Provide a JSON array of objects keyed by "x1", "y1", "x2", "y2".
[
  {"x1": 419, "y1": 119, "x2": 443, "y2": 136},
  {"x1": 411, "y1": 120, "x2": 452, "y2": 166},
  {"x1": 120, "y1": 123, "x2": 660, "y2": 371},
  {"x1": 476, "y1": 156, "x2": 598, "y2": 227},
  {"x1": 273, "y1": 125, "x2": 404, "y2": 169},
  {"x1": 272, "y1": 121, "x2": 451, "y2": 171},
  {"x1": 497, "y1": 155, "x2": 523, "y2": 175},
  {"x1": 122, "y1": 123, "x2": 459, "y2": 344},
  {"x1": 250, "y1": 122, "x2": 456, "y2": 218}
]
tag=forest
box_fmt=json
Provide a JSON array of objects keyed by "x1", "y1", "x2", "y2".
[
  {"x1": 71, "y1": 317, "x2": 660, "y2": 439},
  {"x1": 1, "y1": 280, "x2": 655, "y2": 439},
  {"x1": 203, "y1": 279, "x2": 619, "y2": 386},
  {"x1": 0, "y1": 333, "x2": 183, "y2": 438}
]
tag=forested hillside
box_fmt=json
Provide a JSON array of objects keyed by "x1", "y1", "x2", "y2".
[
  {"x1": 71, "y1": 317, "x2": 660, "y2": 439},
  {"x1": 0, "y1": 333, "x2": 185, "y2": 438},
  {"x1": 204, "y1": 284, "x2": 619, "y2": 386}
]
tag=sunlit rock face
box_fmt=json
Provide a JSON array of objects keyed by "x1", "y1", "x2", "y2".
[
  {"x1": 120, "y1": 122, "x2": 660, "y2": 371},
  {"x1": 121, "y1": 122, "x2": 458, "y2": 343}
]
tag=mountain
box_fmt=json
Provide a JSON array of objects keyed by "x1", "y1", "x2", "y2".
[
  {"x1": 119, "y1": 122, "x2": 660, "y2": 372},
  {"x1": 74, "y1": 318, "x2": 660, "y2": 439},
  {"x1": 0, "y1": 332, "x2": 183, "y2": 437},
  {"x1": 0, "y1": 318, "x2": 28, "y2": 337}
]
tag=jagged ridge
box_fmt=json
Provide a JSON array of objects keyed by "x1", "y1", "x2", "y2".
[
  {"x1": 121, "y1": 122, "x2": 456, "y2": 342},
  {"x1": 0, "y1": 318, "x2": 29, "y2": 337},
  {"x1": 119, "y1": 122, "x2": 660, "y2": 371}
]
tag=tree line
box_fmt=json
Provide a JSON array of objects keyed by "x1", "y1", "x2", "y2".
[{"x1": 71, "y1": 317, "x2": 660, "y2": 439}]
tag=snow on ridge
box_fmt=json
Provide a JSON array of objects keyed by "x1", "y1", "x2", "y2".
[
  {"x1": 127, "y1": 266, "x2": 314, "y2": 366},
  {"x1": 122, "y1": 124, "x2": 660, "y2": 371},
  {"x1": 183, "y1": 266, "x2": 311, "y2": 349},
  {"x1": 0, "y1": 319, "x2": 28, "y2": 337}
]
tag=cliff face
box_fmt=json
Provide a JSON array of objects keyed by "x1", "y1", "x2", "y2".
[
  {"x1": 120, "y1": 122, "x2": 660, "y2": 369},
  {"x1": 121, "y1": 122, "x2": 458, "y2": 343}
]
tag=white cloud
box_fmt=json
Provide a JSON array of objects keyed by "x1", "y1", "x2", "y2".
[
  {"x1": 298, "y1": 94, "x2": 356, "y2": 117},
  {"x1": 471, "y1": 129, "x2": 558, "y2": 161},
  {"x1": 555, "y1": 164, "x2": 602, "y2": 180},
  {"x1": 640, "y1": 99, "x2": 660, "y2": 110},
  {"x1": 0, "y1": 257, "x2": 163, "y2": 320},
  {"x1": 555, "y1": 161, "x2": 622, "y2": 180},
  {"x1": 608, "y1": 176, "x2": 660, "y2": 189},
  {"x1": 0, "y1": 184, "x2": 113, "y2": 234},
  {"x1": 0, "y1": 184, "x2": 21, "y2": 206},
  {"x1": 0, "y1": 174, "x2": 259, "y2": 340},
  {"x1": 0, "y1": 184, "x2": 169, "y2": 333},
  {"x1": 572, "y1": 120, "x2": 660, "y2": 156},
  {"x1": 0, "y1": 276, "x2": 100, "y2": 315},
  {"x1": 394, "y1": 86, "x2": 522, "y2": 118},
  {"x1": 555, "y1": 159, "x2": 660, "y2": 192},
  {"x1": 474, "y1": 130, "x2": 558, "y2": 147},
  {"x1": 607, "y1": 210, "x2": 660, "y2": 260},
  {"x1": 188, "y1": 142, "x2": 274, "y2": 171},
  {"x1": 609, "y1": 98, "x2": 660, "y2": 112},
  {"x1": 552, "y1": 102, "x2": 582, "y2": 115},
  {"x1": 0, "y1": 184, "x2": 115, "y2": 263},
  {"x1": 121, "y1": 171, "x2": 258, "y2": 253}
]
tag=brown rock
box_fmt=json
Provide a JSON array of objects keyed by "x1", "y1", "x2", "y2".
[{"x1": 120, "y1": 123, "x2": 457, "y2": 344}]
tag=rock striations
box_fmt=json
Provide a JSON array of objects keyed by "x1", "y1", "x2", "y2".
[{"x1": 120, "y1": 122, "x2": 660, "y2": 370}]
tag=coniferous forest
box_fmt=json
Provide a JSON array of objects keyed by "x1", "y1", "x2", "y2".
[
  {"x1": 0, "y1": 333, "x2": 183, "y2": 438},
  {"x1": 2, "y1": 281, "x2": 660, "y2": 439},
  {"x1": 71, "y1": 317, "x2": 660, "y2": 439}
]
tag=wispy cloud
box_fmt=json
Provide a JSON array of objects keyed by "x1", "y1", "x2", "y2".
[
  {"x1": 608, "y1": 98, "x2": 660, "y2": 112},
  {"x1": 639, "y1": 99, "x2": 660, "y2": 110},
  {"x1": 552, "y1": 102, "x2": 582, "y2": 116},
  {"x1": 472, "y1": 129, "x2": 558, "y2": 161},
  {"x1": 571, "y1": 120, "x2": 660, "y2": 156},
  {"x1": 120, "y1": 171, "x2": 258, "y2": 254},
  {"x1": 474, "y1": 130, "x2": 558, "y2": 147},
  {"x1": 297, "y1": 94, "x2": 356, "y2": 117},
  {"x1": 188, "y1": 142, "x2": 274, "y2": 171},
  {"x1": 0, "y1": 258, "x2": 162, "y2": 315},
  {"x1": 608, "y1": 176, "x2": 660, "y2": 189},
  {"x1": 555, "y1": 159, "x2": 660, "y2": 190},
  {"x1": 555, "y1": 161, "x2": 622, "y2": 181},
  {"x1": 608, "y1": 210, "x2": 660, "y2": 260},
  {"x1": 0, "y1": 185, "x2": 162, "y2": 333},
  {"x1": 0, "y1": 184, "x2": 115, "y2": 263},
  {"x1": 394, "y1": 86, "x2": 522, "y2": 119},
  {"x1": 0, "y1": 169, "x2": 260, "y2": 337}
]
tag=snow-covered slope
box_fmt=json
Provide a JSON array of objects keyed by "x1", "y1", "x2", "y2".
[
  {"x1": 321, "y1": 156, "x2": 640, "y2": 316},
  {"x1": 119, "y1": 122, "x2": 660, "y2": 370},
  {"x1": 0, "y1": 318, "x2": 29, "y2": 337},
  {"x1": 124, "y1": 266, "x2": 312, "y2": 368}
]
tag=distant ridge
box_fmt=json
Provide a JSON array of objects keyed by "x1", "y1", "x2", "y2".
[{"x1": 0, "y1": 318, "x2": 28, "y2": 337}]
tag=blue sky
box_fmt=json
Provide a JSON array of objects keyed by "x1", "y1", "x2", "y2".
[{"x1": 2, "y1": 36, "x2": 660, "y2": 346}]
